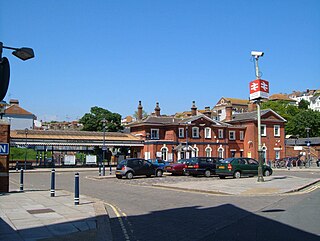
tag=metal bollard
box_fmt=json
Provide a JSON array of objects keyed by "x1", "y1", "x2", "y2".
[
  {"x1": 50, "y1": 169, "x2": 55, "y2": 197},
  {"x1": 74, "y1": 173, "x2": 79, "y2": 205},
  {"x1": 99, "y1": 162, "x2": 102, "y2": 176},
  {"x1": 102, "y1": 162, "x2": 105, "y2": 176},
  {"x1": 109, "y1": 161, "x2": 112, "y2": 175},
  {"x1": 16, "y1": 161, "x2": 19, "y2": 172},
  {"x1": 20, "y1": 169, "x2": 24, "y2": 191}
]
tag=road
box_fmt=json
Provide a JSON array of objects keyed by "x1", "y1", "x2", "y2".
[{"x1": 9, "y1": 169, "x2": 320, "y2": 241}]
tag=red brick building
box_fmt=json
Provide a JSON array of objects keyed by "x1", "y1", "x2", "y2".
[{"x1": 128, "y1": 101, "x2": 286, "y2": 162}]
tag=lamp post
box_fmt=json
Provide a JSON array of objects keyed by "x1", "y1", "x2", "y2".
[
  {"x1": 102, "y1": 118, "x2": 107, "y2": 176},
  {"x1": 0, "y1": 42, "x2": 35, "y2": 102},
  {"x1": 24, "y1": 128, "x2": 28, "y2": 170},
  {"x1": 250, "y1": 51, "x2": 267, "y2": 182},
  {"x1": 305, "y1": 127, "x2": 311, "y2": 167}
]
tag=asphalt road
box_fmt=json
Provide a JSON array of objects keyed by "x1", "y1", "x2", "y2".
[{"x1": 9, "y1": 169, "x2": 320, "y2": 241}]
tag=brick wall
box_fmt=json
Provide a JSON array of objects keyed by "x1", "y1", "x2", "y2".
[{"x1": 0, "y1": 123, "x2": 10, "y2": 192}]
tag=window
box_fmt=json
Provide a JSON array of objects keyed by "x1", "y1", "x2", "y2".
[
  {"x1": 240, "y1": 131, "x2": 244, "y2": 140},
  {"x1": 218, "y1": 147, "x2": 224, "y2": 158},
  {"x1": 205, "y1": 127, "x2": 211, "y2": 138},
  {"x1": 205, "y1": 147, "x2": 212, "y2": 157},
  {"x1": 151, "y1": 129, "x2": 159, "y2": 139},
  {"x1": 178, "y1": 128, "x2": 184, "y2": 138},
  {"x1": 218, "y1": 129, "x2": 224, "y2": 139},
  {"x1": 274, "y1": 125, "x2": 280, "y2": 137},
  {"x1": 261, "y1": 124, "x2": 266, "y2": 136},
  {"x1": 229, "y1": 131, "x2": 236, "y2": 140},
  {"x1": 192, "y1": 127, "x2": 199, "y2": 138},
  {"x1": 275, "y1": 150, "x2": 280, "y2": 160},
  {"x1": 161, "y1": 147, "x2": 168, "y2": 161}
]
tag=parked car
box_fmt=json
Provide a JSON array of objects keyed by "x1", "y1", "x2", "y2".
[
  {"x1": 116, "y1": 158, "x2": 163, "y2": 179},
  {"x1": 216, "y1": 157, "x2": 273, "y2": 179},
  {"x1": 165, "y1": 159, "x2": 190, "y2": 175},
  {"x1": 184, "y1": 157, "x2": 222, "y2": 177},
  {"x1": 147, "y1": 159, "x2": 170, "y2": 169}
]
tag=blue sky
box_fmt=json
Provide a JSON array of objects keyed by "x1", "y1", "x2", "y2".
[{"x1": 1, "y1": 0, "x2": 319, "y2": 121}]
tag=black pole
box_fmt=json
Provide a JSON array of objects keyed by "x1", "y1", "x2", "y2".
[
  {"x1": 50, "y1": 169, "x2": 55, "y2": 197},
  {"x1": 99, "y1": 161, "x2": 102, "y2": 176},
  {"x1": 20, "y1": 169, "x2": 24, "y2": 191},
  {"x1": 74, "y1": 173, "x2": 79, "y2": 205}
]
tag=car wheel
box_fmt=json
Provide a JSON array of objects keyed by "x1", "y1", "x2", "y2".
[
  {"x1": 116, "y1": 175, "x2": 122, "y2": 179},
  {"x1": 126, "y1": 172, "x2": 134, "y2": 179},
  {"x1": 156, "y1": 169, "x2": 163, "y2": 177},
  {"x1": 264, "y1": 170, "x2": 271, "y2": 176},
  {"x1": 204, "y1": 170, "x2": 211, "y2": 177},
  {"x1": 219, "y1": 175, "x2": 226, "y2": 179},
  {"x1": 233, "y1": 171, "x2": 241, "y2": 179}
]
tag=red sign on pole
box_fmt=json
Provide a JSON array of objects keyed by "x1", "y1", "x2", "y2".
[{"x1": 249, "y1": 79, "x2": 269, "y2": 100}]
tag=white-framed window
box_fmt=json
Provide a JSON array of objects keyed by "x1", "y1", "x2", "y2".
[
  {"x1": 151, "y1": 129, "x2": 159, "y2": 139},
  {"x1": 275, "y1": 150, "x2": 280, "y2": 160},
  {"x1": 178, "y1": 128, "x2": 184, "y2": 138},
  {"x1": 192, "y1": 127, "x2": 199, "y2": 138},
  {"x1": 205, "y1": 146, "x2": 212, "y2": 157},
  {"x1": 218, "y1": 146, "x2": 224, "y2": 158},
  {"x1": 218, "y1": 129, "x2": 224, "y2": 139},
  {"x1": 240, "y1": 131, "x2": 244, "y2": 140},
  {"x1": 261, "y1": 124, "x2": 267, "y2": 137},
  {"x1": 205, "y1": 127, "x2": 211, "y2": 139},
  {"x1": 274, "y1": 125, "x2": 280, "y2": 137},
  {"x1": 229, "y1": 131, "x2": 236, "y2": 140},
  {"x1": 192, "y1": 146, "x2": 199, "y2": 157},
  {"x1": 161, "y1": 147, "x2": 168, "y2": 161}
]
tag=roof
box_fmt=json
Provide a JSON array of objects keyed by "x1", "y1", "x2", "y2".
[
  {"x1": 10, "y1": 129, "x2": 144, "y2": 146},
  {"x1": 223, "y1": 98, "x2": 249, "y2": 105},
  {"x1": 5, "y1": 104, "x2": 35, "y2": 117},
  {"x1": 269, "y1": 94, "x2": 295, "y2": 102},
  {"x1": 226, "y1": 109, "x2": 286, "y2": 123},
  {"x1": 127, "y1": 115, "x2": 182, "y2": 126},
  {"x1": 286, "y1": 137, "x2": 320, "y2": 146}
]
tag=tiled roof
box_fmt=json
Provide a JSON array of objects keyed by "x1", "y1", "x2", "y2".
[
  {"x1": 5, "y1": 105, "x2": 34, "y2": 116},
  {"x1": 226, "y1": 109, "x2": 286, "y2": 122},
  {"x1": 269, "y1": 94, "x2": 295, "y2": 101},
  {"x1": 223, "y1": 98, "x2": 249, "y2": 105}
]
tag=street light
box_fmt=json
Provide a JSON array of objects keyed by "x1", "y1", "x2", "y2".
[
  {"x1": 102, "y1": 118, "x2": 107, "y2": 176},
  {"x1": 251, "y1": 51, "x2": 265, "y2": 182},
  {"x1": 0, "y1": 42, "x2": 35, "y2": 102},
  {"x1": 24, "y1": 128, "x2": 28, "y2": 170},
  {"x1": 305, "y1": 127, "x2": 311, "y2": 167}
]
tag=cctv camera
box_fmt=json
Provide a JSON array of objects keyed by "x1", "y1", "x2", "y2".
[{"x1": 251, "y1": 51, "x2": 264, "y2": 57}]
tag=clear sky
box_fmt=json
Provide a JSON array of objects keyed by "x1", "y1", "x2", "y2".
[{"x1": 1, "y1": 0, "x2": 319, "y2": 121}]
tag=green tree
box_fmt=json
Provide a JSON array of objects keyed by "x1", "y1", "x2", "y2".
[
  {"x1": 298, "y1": 99, "x2": 309, "y2": 109},
  {"x1": 79, "y1": 106, "x2": 123, "y2": 132},
  {"x1": 261, "y1": 100, "x2": 299, "y2": 124},
  {"x1": 285, "y1": 109, "x2": 320, "y2": 137},
  {"x1": 133, "y1": 110, "x2": 148, "y2": 119}
]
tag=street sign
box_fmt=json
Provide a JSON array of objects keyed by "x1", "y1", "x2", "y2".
[
  {"x1": 0, "y1": 143, "x2": 9, "y2": 155},
  {"x1": 249, "y1": 79, "x2": 269, "y2": 100}
]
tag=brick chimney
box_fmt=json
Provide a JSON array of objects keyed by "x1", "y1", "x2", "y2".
[
  {"x1": 155, "y1": 102, "x2": 161, "y2": 116},
  {"x1": 137, "y1": 101, "x2": 143, "y2": 120},
  {"x1": 204, "y1": 106, "x2": 211, "y2": 118},
  {"x1": 191, "y1": 101, "x2": 197, "y2": 116},
  {"x1": 248, "y1": 102, "x2": 256, "y2": 112},
  {"x1": 9, "y1": 99, "x2": 19, "y2": 106},
  {"x1": 225, "y1": 106, "x2": 233, "y2": 121}
]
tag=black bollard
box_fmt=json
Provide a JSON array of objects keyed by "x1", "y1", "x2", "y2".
[
  {"x1": 20, "y1": 169, "x2": 24, "y2": 191},
  {"x1": 99, "y1": 162, "x2": 102, "y2": 176},
  {"x1": 16, "y1": 161, "x2": 19, "y2": 171},
  {"x1": 50, "y1": 169, "x2": 55, "y2": 197},
  {"x1": 102, "y1": 162, "x2": 105, "y2": 176},
  {"x1": 74, "y1": 173, "x2": 79, "y2": 205},
  {"x1": 109, "y1": 161, "x2": 112, "y2": 175}
]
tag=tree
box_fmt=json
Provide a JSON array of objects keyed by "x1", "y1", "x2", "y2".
[
  {"x1": 298, "y1": 99, "x2": 309, "y2": 109},
  {"x1": 79, "y1": 106, "x2": 123, "y2": 132},
  {"x1": 133, "y1": 110, "x2": 148, "y2": 119},
  {"x1": 285, "y1": 109, "x2": 320, "y2": 137}
]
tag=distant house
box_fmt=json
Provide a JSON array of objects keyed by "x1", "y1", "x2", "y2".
[
  {"x1": 268, "y1": 94, "x2": 296, "y2": 104},
  {"x1": 309, "y1": 93, "x2": 320, "y2": 112},
  {"x1": 4, "y1": 99, "x2": 36, "y2": 130},
  {"x1": 213, "y1": 97, "x2": 249, "y2": 121},
  {"x1": 289, "y1": 89, "x2": 320, "y2": 111}
]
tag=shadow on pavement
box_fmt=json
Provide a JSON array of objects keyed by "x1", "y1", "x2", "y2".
[{"x1": 110, "y1": 204, "x2": 319, "y2": 241}]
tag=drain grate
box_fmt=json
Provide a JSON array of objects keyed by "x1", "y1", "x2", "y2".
[{"x1": 27, "y1": 208, "x2": 55, "y2": 214}]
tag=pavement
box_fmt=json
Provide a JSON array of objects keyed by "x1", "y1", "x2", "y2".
[{"x1": 1, "y1": 167, "x2": 320, "y2": 241}]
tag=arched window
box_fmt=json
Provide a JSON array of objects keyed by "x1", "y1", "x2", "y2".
[
  {"x1": 218, "y1": 146, "x2": 224, "y2": 158},
  {"x1": 161, "y1": 147, "x2": 168, "y2": 161},
  {"x1": 261, "y1": 146, "x2": 267, "y2": 163},
  {"x1": 205, "y1": 146, "x2": 212, "y2": 157}
]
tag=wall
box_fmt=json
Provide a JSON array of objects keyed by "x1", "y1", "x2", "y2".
[{"x1": 0, "y1": 122, "x2": 10, "y2": 192}]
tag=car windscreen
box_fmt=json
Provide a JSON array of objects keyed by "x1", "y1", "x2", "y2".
[
  {"x1": 177, "y1": 159, "x2": 188, "y2": 164},
  {"x1": 117, "y1": 160, "x2": 127, "y2": 167},
  {"x1": 219, "y1": 158, "x2": 233, "y2": 163}
]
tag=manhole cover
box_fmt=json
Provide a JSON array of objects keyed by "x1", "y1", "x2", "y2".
[{"x1": 27, "y1": 208, "x2": 55, "y2": 214}]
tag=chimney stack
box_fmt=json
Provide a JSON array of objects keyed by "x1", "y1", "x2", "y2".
[
  {"x1": 155, "y1": 102, "x2": 161, "y2": 116},
  {"x1": 191, "y1": 101, "x2": 197, "y2": 116},
  {"x1": 225, "y1": 105, "x2": 233, "y2": 121},
  {"x1": 204, "y1": 106, "x2": 211, "y2": 118},
  {"x1": 248, "y1": 102, "x2": 257, "y2": 112},
  {"x1": 137, "y1": 101, "x2": 143, "y2": 120}
]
